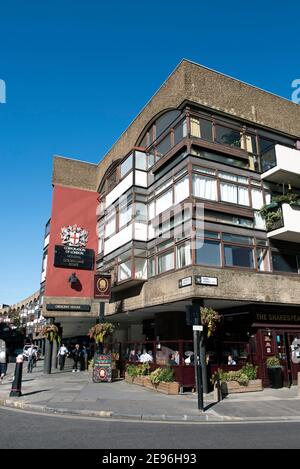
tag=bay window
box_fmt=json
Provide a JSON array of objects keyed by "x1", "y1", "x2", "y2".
[
  {"x1": 216, "y1": 125, "x2": 242, "y2": 148},
  {"x1": 156, "y1": 188, "x2": 173, "y2": 215},
  {"x1": 224, "y1": 245, "x2": 254, "y2": 268},
  {"x1": 220, "y1": 182, "x2": 249, "y2": 206},
  {"x1": 118, "y1": 260, "x2": 132, "y2": 281},
  {"x1": 120, "y1": 154, "x2": 133, "y2": 178},
  {"x1": 196, "y1": 239, "x2": 221, "y2": 266}
]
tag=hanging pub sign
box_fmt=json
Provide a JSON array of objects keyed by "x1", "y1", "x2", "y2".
[
  {"x1": 54, "y1": 224, "x2": 94, "y2": 270},
  {"x1": 94, "y1": 274, "x2": 112, "y2": 301}
]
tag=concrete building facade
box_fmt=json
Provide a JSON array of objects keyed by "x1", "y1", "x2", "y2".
[{"x1": 42, "y1": 60, "x2": 300, "y2": 386}]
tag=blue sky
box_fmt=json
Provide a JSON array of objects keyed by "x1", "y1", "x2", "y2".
[{"x1": 0, "y1": 0, "x2": 299, "y2": 304}]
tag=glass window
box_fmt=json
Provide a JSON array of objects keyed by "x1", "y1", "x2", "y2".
[
  {"x1": 242, "y1": 134, "x2": 257, "y2": 154},
  {"x1": 216, "y1": 125, "x2": 242, "y2": 148},
  {"x1": 220, "y1": 183, "x2": 249, "y2": 206},
  {"x1": 158, "y1": 251, "x2": 174, "y2": 274},
  {"x1": 118, "y1": 260, "x2": 132, "y2": 281},
  {"x1": 107, "y1": 170, "x2": 117, "y2": 191},
  {"x1": 156, "y1": 135, "x2": 171, "y2": 158},
  {"x1": 174, "y1": 175, "x2": 189, "y2": 204},
  {"x1": 190, "y1": 117, "x2": 213, "y2": 141},
  {"x1": 257, "y1": 248, "x2": 270, "y2": 272},
  {"x1": 135, "y1": 258, "x2": 147, "y2": 279},
  {"x1": 192, "y1": 166, "x2": 216, "y2": 175},
  {"x1": 120, "y1": 154, "x2": 133, "y2": 178},
  {"x1": 118, "y1": 250, "x2": 131, "y2": 262},
  {"x1": 254, "y1": 211, "x2": 266, "y2": 230},
  {"x1": 119, "y1": 202, "x2": 132, "y2": 228},
  {"x1": 156, "y1": 188, "x2": 173, "y2": 215},
  {"x1": 135, "y1": 203, "x2": 147, "y2": 223},
  {"x1": 271, "y1": 252, "x2": 298, "y2": 273},
  {"x1": 155, "y1": 110, "x2": 181, "y2": 139},
  {"x1": 251, "y1": 189, "x2": 264, "y2": 209},
  {"x1": 156, "y1": 179, "x2": 172, "y2": 195},
  {"x1": 176, "y1": 242, "x2": 192, "y2": 268},
  {"x1": 219, "y1": 171, "x2": 237, "y2": 182},
  {"x1": 157, "y1": 239, "x2": 174, "y2": 252},
  {"x1": 196, "y1": 239, "x2": 221, "y2": 266},
  {"x1": 105, "y1": 211, "x2": 116, "y2": 238},
  {"x1": 173, "y1": 120, "x2": 187, "y2": 146},
  {"x1": 193, "y1": 175, "x2": 217, "y2": 201},
  {"x1": 259, "y1": 138, "x2": 276, "y2": 172},
  {"x1": 224, "y1": 245, "x2": 254, "y2": 268},
  {"x1": 148, "y1": 257, "x2": 155, "y2": 277},
  {"x1": 222, "y1": 234, "x2": 253, "y2": 245},
  {"x1": 195, "y1": 149, "x2": 249, "y2": 169},
  {"x1": 148, "y1": 200, "x2": 155, "y2": 220},
  {"x1": 204, "y1": 231, "x2": 220, "y2": 239},
  {"x1": 135, "y1": 151, "x2": 147, "y2": 171}
]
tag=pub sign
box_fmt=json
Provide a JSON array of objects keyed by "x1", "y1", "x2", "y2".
[{"x1": 94, "y1": 274, "x2": 112, "y2": 301}]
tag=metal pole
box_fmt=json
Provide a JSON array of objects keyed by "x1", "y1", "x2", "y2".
[
  {"x1": 99, "y1": 302, "x2": 105, "y2": 324},
  {"x1": 196, "y1": 330, "x2": 204, "y2": 411}
]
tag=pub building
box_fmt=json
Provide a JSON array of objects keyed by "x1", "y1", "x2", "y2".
[{"x1": 42, "y1": 59, "x2": 300, "y2": 387}]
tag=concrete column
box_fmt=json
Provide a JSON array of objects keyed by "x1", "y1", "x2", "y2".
[{"x1": 298, "y1": 372, "x2": 300, "y2": 397}]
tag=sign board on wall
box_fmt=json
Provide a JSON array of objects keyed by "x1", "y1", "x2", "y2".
[
  {"x1": 195, "y1": 276, "x2": 218, "y2": 286},
  {"x1": 54, "y1": 245, "x2": 94, "y2": 270},
  {"x1": 94, "y1": 274, "x2": 112, "y2": 301},
  {"x1": 46, "y1": 304, "x2": 91, "y2": 312}
]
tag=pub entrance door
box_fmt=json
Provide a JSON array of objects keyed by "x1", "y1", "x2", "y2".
[{"x1": 273, "y1": 330, "x2": 300, "y2": 386}]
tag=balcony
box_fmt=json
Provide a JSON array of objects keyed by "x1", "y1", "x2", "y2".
[
  {"x1": 261, "y1": 144, "x2": 300, "y2": 187},
  {"x1": 267, "y1": 203, "x2": 300, "y2": 242}
]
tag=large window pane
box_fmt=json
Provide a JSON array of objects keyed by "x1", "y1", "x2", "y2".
[
  {"x1": 135, "y1": 151, "x2": 147, "y2": 171},
  {"x1": 158, "y1": 251, "x2": 174, "y2": 274},
  {"x1": 251, "y1": 189, "x2": 264, "y2": 209},
  {"x1": 224, "y1": 245, "x2": 254, "y2": 268},
  {"x1": 272, "y1": 252, "x2": 298, "y2": 273},
  {"x1": 118, "y1": 260, "x2": 132, "y2": 281},
  {"x1": 135, "y1": 258, "x2": 147, "y2": 279},
  {"x1": 156, "y1": 135, "x2": 171, "y2": 158},
  {"x1": 216, "y1": 125, "x2": 242, "y2": 148},
  {"x1": 174, "y1": 175, "x2": 189, "y2": 204},
  {"x1": 220, "y1": 182, "x2": 237, "y2": 204},
  {"x1": 156, "y1": 188, "x2": 173, "y2": 215},
  {"x1": 119, "y1": 203, "x2": 132, "y2": 228},
  {"x1": 238, "y1": 186, "x2": 250, "y2": 206},
  {"x1": 196, "y1": 240, "x2": 221, "y2": 266},
  {"x1": 148, "y1": 257, "x2": 155, "y2": 277},
  {"x1": 120, "y1": 154, "x2": 133, "y2": 178},
  {"x1": 257, "y1": 248, "x2": 270, "y2": 272},
  {"x1": 176, "y1": 242, "x2": 192, "y2": 268},
  {"x1": 193, "y1": 175, "x2": 217, "y2": 200},
  {"x1": 190, "y1": 117, "x2": 212, "y2": 141},
  {"x1": 173, "y1": 120, "x2": 187, "y2": 146},
  {"x1": 105, "y1": 212, "x2": 116, "y2": 237}
]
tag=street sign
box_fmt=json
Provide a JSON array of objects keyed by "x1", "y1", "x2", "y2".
[{"x1": 193, "y1": 325, "x2": 203, "y2": 331}]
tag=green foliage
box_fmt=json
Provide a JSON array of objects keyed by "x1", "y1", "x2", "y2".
[
  {"x1": 126, "y1": 362, "x2": 150, "y2": 377},
  {"x1": 266, "y1": 356, "x2": 281, "y2": 368},
  {"x1": 87, "y1": 322, "x2": 115, "y2": 344},
  {"x1": 149, "y1": 367, "x2": 174, "y2": 385},
  {"x1": 40, "y1": 324, "x2": 61, "y2": 344},
  {"x1": 211, "y1": 363, "x2": 258, "y2": 386},
  {"x1": 241, "y1": 363, "x2": 258, "y2": 380},
  {"x1": 200, "y1": 307, "x2": 221, "y2": 337}
]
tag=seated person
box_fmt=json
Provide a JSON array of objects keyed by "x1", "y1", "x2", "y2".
[
  {"x1": 227, "y1": 354, "x2": 237, "y2": 365},
  {"x1": 139, "y1": 349, "x2": 153, "y2": 363},
  {"x1": 168, "y1": 353, "x2": 177, "y2": 365}
]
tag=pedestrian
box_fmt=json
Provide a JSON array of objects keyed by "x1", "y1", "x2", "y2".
[
  {"x1": 27, "y1": 343, "x2": 37, "y2": 373},
  {"x1": 228, "y1": 354, "x2": 237, "y2": 365},
  {"x1": 139, "y1": 349, "x2": 153, "y2": 363},
  {"x1": 57, "y1": 342, "x2": 69, "y2": 371},
  {"x1": 71, "y1": 344, "x2": 82, "y2": 372},
  {"x1": 0, "y1": 340, "x2": 8, "y2": 382}
]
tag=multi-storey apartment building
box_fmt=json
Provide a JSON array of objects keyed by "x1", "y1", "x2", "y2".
[{"x1": 42, "y1": 60, "x2": 300, "y2": 386}]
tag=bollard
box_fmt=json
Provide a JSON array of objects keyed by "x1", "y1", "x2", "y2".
[{"x1": 10, "y1": 354, "x2": 24, "y2": 397}]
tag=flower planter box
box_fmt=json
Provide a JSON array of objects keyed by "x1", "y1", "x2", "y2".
[
  {"x1": 221, "y1": 379, "x2": 263, "y2": 396},
  {"x1": 157, "y1": 381, "x2": 179, "y2": 395},
  {"x1": 125, "y1": 372, "x2": 135, "y2": 384}
]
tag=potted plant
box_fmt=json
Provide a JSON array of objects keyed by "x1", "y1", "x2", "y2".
[
  {"x1": 211, "y1": 363, "x2": 262, "y2": 395},
  {"x1": 266, "y1": 356, "x2": 283, "y2": 389},
  {"x1": 149, "y1": 367, "x2": 179, "y2": 394}
]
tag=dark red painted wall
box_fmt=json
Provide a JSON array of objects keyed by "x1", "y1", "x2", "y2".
[{"x1": 45, "y1": 185, "x2": 98, "y2": 298}]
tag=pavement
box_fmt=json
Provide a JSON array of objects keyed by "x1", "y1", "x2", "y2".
[{"x1": 0, "y1": 359, "x2": 300, "y2": 423}]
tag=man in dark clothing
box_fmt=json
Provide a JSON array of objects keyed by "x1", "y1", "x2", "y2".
[{"x1": 71, "y1": 344, "x2": 82, "y2": 372}]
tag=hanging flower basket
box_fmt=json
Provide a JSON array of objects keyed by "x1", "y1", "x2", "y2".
[
  {"x1": 200, "y1": 307, "x2": 221, "y2": 337},
  {"x1": 39, "y1": 324, "x2": 61, "y2": 343},
  {"x1": 87, "y1": 322, "x2": 115, "y2": 344}
]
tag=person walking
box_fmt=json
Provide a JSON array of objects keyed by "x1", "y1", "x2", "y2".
[
  {"x1": 27, "y1": 344, "x2": 37, "y2": 373},
  {"x1": 57, "y1": 343, "x2": 69, "y2": 371},
  {"x1": 71, "y1": 344, "x2": 82, "y2": 372},
  {"x1": 0, "y1": 340, "x2": 8, "y2": 382}
]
